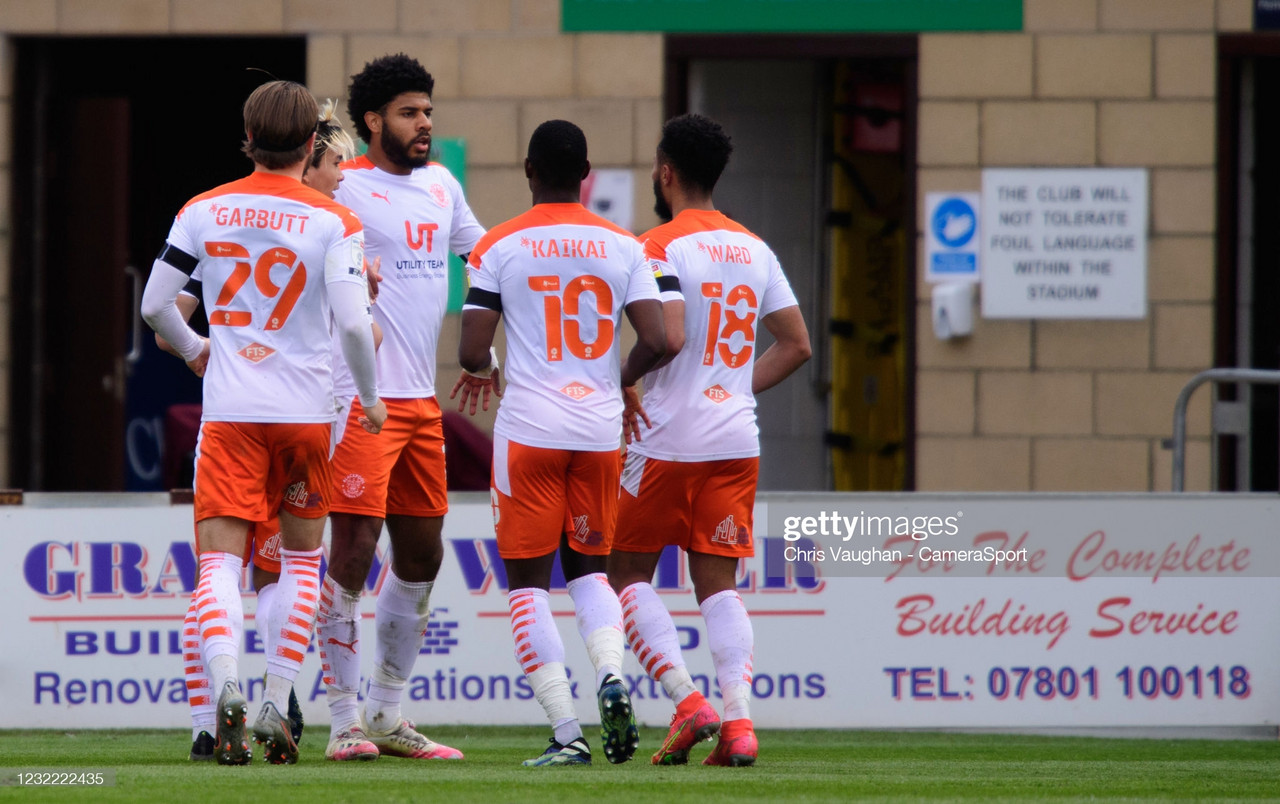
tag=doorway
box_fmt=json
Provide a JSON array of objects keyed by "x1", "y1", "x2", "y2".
[
  {"x1": 10, "y1": 37, "x2": 306, "y2": 490},
  {"x1": 1216, "y1": 38, "x2": 1280, "y2": 491},
  {"x1": 666, "y1": 36, "x2": 917, "y2": 491}
]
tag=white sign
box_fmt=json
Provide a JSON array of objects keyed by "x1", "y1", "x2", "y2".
[
  {"x1": 981, "y1": 168, "x2": 1147, "y2": 318},
  {"x1": 4, "y1": 493, "x2": 1278, "y2": 730},
  {"x1": 580, "y1": 169, "x2": 634, "y2": 232},
  {"x1": 925, "y1": 192, "x2": 980, "y2": 283}
]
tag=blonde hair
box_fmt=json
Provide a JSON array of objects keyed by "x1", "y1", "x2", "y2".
[{"x1": 311, "y1": 98, "x2": 357, "y2": 167}]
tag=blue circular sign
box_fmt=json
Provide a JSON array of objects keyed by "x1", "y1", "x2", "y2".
[{"x1": 931, "y1": 198, "x2": 976, "y2": 249}]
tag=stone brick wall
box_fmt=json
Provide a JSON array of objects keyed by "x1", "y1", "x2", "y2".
[
  {"x1": 0, "y1": 0, "x2": 1254, "y2": 490},
  {"x1": 916, "y1": 0, "x2": 1240, "y2": 492}
]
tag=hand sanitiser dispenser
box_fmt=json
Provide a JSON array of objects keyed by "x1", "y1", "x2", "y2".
[{"x1": 932, "y1": 282, "x2": 974, "y2": 340}]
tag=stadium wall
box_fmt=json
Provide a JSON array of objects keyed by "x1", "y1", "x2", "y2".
[{"x1": 0, "y1": 0, "x2": 1258, "y2": 492}]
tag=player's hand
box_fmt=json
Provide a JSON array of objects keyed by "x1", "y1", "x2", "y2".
[
  {"x1": 621, "y1": 384, "x2": 651, "y2": 444},
  {"x1": 358, "y1": 399, "x2": 388, "y2": 434},
  {"x1": 450, "y1": 367, "x2": 503, "y2": 415},
  {"x1": 185, "y1": 338, "x2": 211, "y2": 378},
  {"x1": 366, "y1": 256, "x2": 383, "y2": 303}
]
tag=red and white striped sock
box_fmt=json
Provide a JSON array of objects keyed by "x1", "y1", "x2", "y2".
[
  {"x1": 196, "y1": 551, "x2": 244, "y2": 694},
  {"x1": 700, "y1": 589, "x2": 754, "y2": 721},
  {"x1": 566, "y1": 572, "x2": 625, "y2": 687},
  {"x1": 316, "y1": 573, "x2": 363, "y2": 735},
  {"x1": 182, "y1": 590, "x2": 215, "y2": 739},
  {"x1": 621, "y1": 581, "x2": 696, "y2": 704},
  {"x1": 509, "y1": 587, "x2": 579, "y2": 744},
  {"x1": 264, "y1": 547, "x2": 322, "y2": 712}
]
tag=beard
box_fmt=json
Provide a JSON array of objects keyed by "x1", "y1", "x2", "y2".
[
  {"x1": 381, "y1": 126, "x2": 431, "y2": 170},
  {"x1": 652, "y1": 178, "x2": 673, "y2": 222}
]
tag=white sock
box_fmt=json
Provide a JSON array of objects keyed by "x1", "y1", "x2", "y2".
[
  {"x1": 182, "y1": 591, "x2": 215, "y2": 738},
  {"x1": 566, "y1": 573, "x2": 625, "y2": 688},
  {"x1": 195, "y1": 552, "x2": 244, "y2": 694},
  {"x1": 527, "y1": 663, "x2": 582, "y2": 745},
  {"x1": 316, "y1": 574, "x2": 364, "y2": 734},
  {"x1": 700, "y1": 589, "x2": 753, "y2": 722},
  {"x1": 509, "y1": 588, "x2": 579, "y2": 742},
  {"x1": 364, "y1": 569, "x2": 432, "y2": 734},
  {"x1": 264, "y1": 547, "x2": 323, "y2": 712},
  {"x1": 621, "y1": 582, "x2": 696, "y2": 704},
  {"x1": 256, "y1": 581, "x2": 277, "y2": 636}
]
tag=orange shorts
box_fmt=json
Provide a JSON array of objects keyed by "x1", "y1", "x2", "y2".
[
  {"x1": 329, "y1": 397, "x2": 448, "y2": 518},
  {"x1": 491, "y1": 434, "x2": 619, "y2": 560},
  {"x1": 613, "y1": 453, "x2": 758, "y2": 558},
  {"x1": 191, "y1": 517, "x2": 281, "y2": 574},
  {"x1": 193, "y1": 421, "x2": 333, "y2": 524}
]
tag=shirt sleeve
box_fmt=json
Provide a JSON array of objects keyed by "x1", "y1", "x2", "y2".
[
  {"x1": 446, "y1": 171, "x2": 486, "y2": 257},
  {"x1": 643, "y1": 235, "x2": 682, "y2": 302},
  {"x1": 760, "y1": 250, "x2": 799, "y2": 316},
  {"x1": 623, "y1": 239, "x2": 661, "y2": 306},
  {"x1": 140, "y1": 215, "x2": 205, "y2": 360},
  {"x1": 324, "y1": 227, "x2": 379, "y2": 407},
  {"x1": 463, "y1": 240, "x2": 502, "y2": 306}
]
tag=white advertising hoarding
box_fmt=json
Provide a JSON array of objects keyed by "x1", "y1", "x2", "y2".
[
  {"x1": 981, "y1": 168, "x2": 1147, "y2": 319},
  {"x1": 4, "y1": 493, "x2": 1277, "y2": 729}
]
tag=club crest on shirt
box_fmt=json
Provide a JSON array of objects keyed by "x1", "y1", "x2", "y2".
[{"x1": 428, "y1": 183, "x2": 449, "y2": 208}]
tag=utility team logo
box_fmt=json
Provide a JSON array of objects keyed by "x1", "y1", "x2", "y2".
[{"x1": 340, "y1": 473, "x2": 366, "y2": 499}]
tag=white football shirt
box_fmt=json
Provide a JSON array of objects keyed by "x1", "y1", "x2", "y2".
[
  {"x1": 161, "y1": 172, "x2": 369, "y2": 422},
  {"x1": 332, "y1": 157, "x2": 485, "y2": 398},
  {"x1": 466, "y1": 203, "x2": 661, "y2": 451},
  {"x1": 631, "y1": 208, "x2": 799, "y2": 461}
]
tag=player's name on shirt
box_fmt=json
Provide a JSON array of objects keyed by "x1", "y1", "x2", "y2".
[
  {"x1": 208, "y1": 204, "x2": 314, "y2": 233},
  {"x1": 520, "y1": 236, "x2": 612, "y2": 260},
  {"x1": 696, "y1": 241, "x2": 753, "y2": 264}
]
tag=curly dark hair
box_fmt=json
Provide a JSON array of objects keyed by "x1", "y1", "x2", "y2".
[
  {"x1": 657, "y1": 113, "x2": 733, "y2": 194},
  {"x1": 347, "y1": 53, "x2": 435, "y2": 143},
  {"x1": 527, "y1": 119, "x2": 588, "y2": 191}
]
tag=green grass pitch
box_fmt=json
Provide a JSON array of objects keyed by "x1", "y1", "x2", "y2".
[{"x1": 2, "y1": 726, "x2": 1278, "y2": 802}]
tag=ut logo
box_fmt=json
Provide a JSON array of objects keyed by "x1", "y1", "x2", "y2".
[
  {"x1": 701, "y1": 283, "x2": 758, "y2": 368},
  {"x1": 405, "y1": 221, "x2": 439, "y2": 250}
]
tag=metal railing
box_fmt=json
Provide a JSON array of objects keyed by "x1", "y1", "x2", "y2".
[{"x1": 1170, "y1": 368, "x2": 1280, "y2": 491}]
